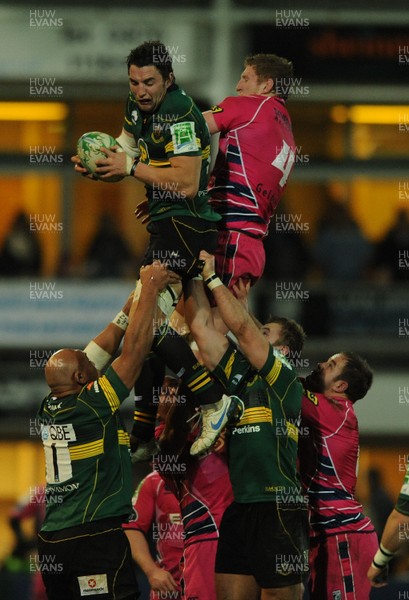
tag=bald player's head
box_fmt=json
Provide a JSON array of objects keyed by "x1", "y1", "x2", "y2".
[{"x1": 45, "y1": 349, "x2": 98, "y2": 395}]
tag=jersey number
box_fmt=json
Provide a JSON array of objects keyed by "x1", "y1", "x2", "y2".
[
  {"x1": 271, "y1": 141, "x2": 295, "y2": 187},
  {"x1": 44, "y1": 441, "x2": 72, "y2": 484}
]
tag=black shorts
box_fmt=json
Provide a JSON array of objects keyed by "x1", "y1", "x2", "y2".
[
  {"x1": 215, "y1": 501, "x2": 309, "y2": 589},
  {"x1": 142, "y1": 215, "x2": 218, "y2": 278},
  {"x1": 37, "y1": 518, "x2": 139, "y2": 600}
]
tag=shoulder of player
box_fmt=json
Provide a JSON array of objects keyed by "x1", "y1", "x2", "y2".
[
  {"x1": 271, "y1": 347, "x2": 297, "y2": 374},
  {"x1": 143, "y1": 470, "x2": 163, "y2": 490},
  {"x1": 302, "y1": 390, "x2": 355, "y2": 416},
  {"x1": 160, "y1": 86, "x2": 197, "y2": 120},
  {"x1": 133, "y1": 472, "x2": 159, "y2": 504},
  {"x1": 78, "y1": 368, "x2": 127, "y2": 401},
  {"x1": 258, "y1": 348, "x2": 300, "y2": 390},
  {"x1": 302, "y1": 388, "x2": 321, "y2": 407},
  {"x1": 126, "y1": 90, "x2": 138, "y2": 110},
  {"x1": 220, "y1": 94, "x2": 276, "y2": 108}
]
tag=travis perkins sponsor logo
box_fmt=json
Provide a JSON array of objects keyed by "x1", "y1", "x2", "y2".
[{"x1": 231, "y1": 424, "x2": 260, "y2": 435}]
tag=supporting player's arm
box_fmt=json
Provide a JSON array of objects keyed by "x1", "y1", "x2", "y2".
[
  {"x1": 124, "y1": 530, "x2": 178, "y2": 594},
  {"x1": 84, "y1": 292, "x2": 133, "y2": 372},
  {"x1": 184, "y1": 278, "x2": 229, "y2": 371},
  {"x1": 202, "y1": 110, "x2": 220, "y2": 135},
  {"x1": 111, "y1": 263, "x2": 180, "y2": 390},
  {"x1": 199, "y1": 250, "x2": 271, "y2": 371},
  {"x1": 368, "y1": 508, "x2": 409, "y2": 587}
]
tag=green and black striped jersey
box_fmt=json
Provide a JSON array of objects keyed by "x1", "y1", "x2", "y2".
[
  {"x1": 37, "y1": 366, "x2": 133, "y2": 531},
  {"x1": 212, "y1": 343, "x2": 303, "y2": 503},
  {"x1": 123, "y1": 84, "x2": 220, "y2": 223}
]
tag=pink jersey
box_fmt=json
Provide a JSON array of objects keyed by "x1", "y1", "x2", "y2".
[
  {"x1": 299, "y1": 389, "x2": 375, "y2": 538},
  {"x1": 155, "y1": 423, "x2": 233, "y2": 600},
  {"x1": 178, "y1": 450, "x2": 233, "y2": 548},
  {"x1": 154, "y1": 424, "x2": 233, "y2": 547},
  {"x1": 124, "y1": 471, "x2": 183, "y2": 586},
  {"x1": 208, "y1": 95, "x2": 296, "y2": 238}
]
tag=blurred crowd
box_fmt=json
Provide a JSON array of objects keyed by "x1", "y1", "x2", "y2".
[{"x1": 2, "y1": 204, "x2": 409, "y2": 285}]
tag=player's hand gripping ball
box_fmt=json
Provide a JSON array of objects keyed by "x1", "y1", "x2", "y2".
[{"x1": 76, "y1": 131, "x2": 123, "y2": 182}]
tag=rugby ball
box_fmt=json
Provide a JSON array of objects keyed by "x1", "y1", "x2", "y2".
[{"x1": 77, "y1": 131, "x2": 123, "y2": 182}]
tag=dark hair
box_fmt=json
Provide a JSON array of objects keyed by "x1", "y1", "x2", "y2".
[
  {"x1": 338, "y1": 352, "x2": 373, "y2": 402},
  {"x1": 268, "y1": 315, "x2": 306, "y2": 355},
  {"x1": 245, "y1": 53, "x2": 294, "y2": 100},
  {"x1": 161, "y1": 375, "x2": 180, "y2": 394},
  {"x1": 126, "y1": 40, "x2": 173, "y2": 80}
]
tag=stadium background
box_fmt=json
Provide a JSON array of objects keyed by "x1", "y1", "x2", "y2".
[{"x1": 0, "y1": 0, "x2": 408, "y2": 597}]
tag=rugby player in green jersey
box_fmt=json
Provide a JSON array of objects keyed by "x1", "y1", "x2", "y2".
[
  {"x1": 37, "y1": 262, "x2": 179, "y2": 600},
  {"x1": 72, "y1": 40, "x2": 242, "y2": 458},
  {"x1": 184, "y1": 250, "x2": 309, "y2": 600}
]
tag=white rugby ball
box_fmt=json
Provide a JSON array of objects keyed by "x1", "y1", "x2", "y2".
[{"x1": 77, "y1": 131, "x2": 123, "y2": 182}]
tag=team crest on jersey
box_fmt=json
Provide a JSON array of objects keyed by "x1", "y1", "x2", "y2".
[
  {"x1": 151, "y1": 123, "x2": 165, "y2": 144},
  {"x1": 138, "y1": 139, "x2": 150, "y2": 163},
  {"x1": 131, "y1": 110, "x2": 139, "y2": 124},
  {"x1": 211, "y1": 105, "x2": 223, "y2": 113},
  {"x1": 306, "y1": 390, "x2": 318, "y2": 405},
  {"x1": 47, "y1": 399, "x2": 62, "y2": 411}
]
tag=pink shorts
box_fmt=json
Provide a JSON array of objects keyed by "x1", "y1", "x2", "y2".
[
  {"x1": 215, "y1": 230, "x2": 265, "y2": 290},
  {"x1": 182, "y1": 540, "x2": 218, "y2": 600},
  {"x1": 308, "y1": 530, "x2": 378, "y2": 600}
]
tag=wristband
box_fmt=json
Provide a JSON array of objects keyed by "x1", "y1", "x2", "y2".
[
  {"x1": 129, "y1": 157, "x2": 139, "y2": 177},
  {"x1": 112, "y1": 310, "x2": 129, "y2": 331},
  {"x1": 204, "y1": 273, "x2": 223, "y2": 291},
  {"x1": 372, "y1": 544, "x2": 395, "y2": 569}
]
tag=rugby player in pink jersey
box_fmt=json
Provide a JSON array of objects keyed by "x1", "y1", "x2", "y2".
[
  {"x1": 204, "y1": 53, "x2": 296, "y2": 289},
  {"x1": 155, "y1": 377, "x2": 234, "y2": 600},
  {"x1": 124, "y1": 469, "x2": 184, "y2": 599},
  {"x1": 299, "y1": 353, "x2": 379, "y2": 600}
]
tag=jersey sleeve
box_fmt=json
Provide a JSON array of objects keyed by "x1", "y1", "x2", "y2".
[
  {"x1": 123, "y1": 474, "x2": 157, "y2": 533},
  {"x1": 301, "y1": 388, "x2": 347, "y2": 434},
  {"x1": 211, "y1": 342, "x2": 236, "y2": 389},
  {"x1": 396, "y1": 462, "x2": 409, "y2": 516},
  {"x1": 258, "y1": 347, "x2": 300, "y2": 396},
  {"x1": 164, "y1": 118, "x2": 203, "y2": 158},
  {"x1": 210, "y1": 96, "x2": 248, "y2": 132},
  {"x1": 79, "y1": 366, "x2": 130, "y2": 417},
  {"x1": 123, "y1": 93, "x2": 143, "y2": 140},
  {"x1": 211, "y1": 341, "x2": 252, "y2": 395},
  {"x1": 301, "y1": 389, "x2": 323, "y2": 428},
  {"x1": 123, "y1": 94, "x2": 134, "y2": 134}
]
